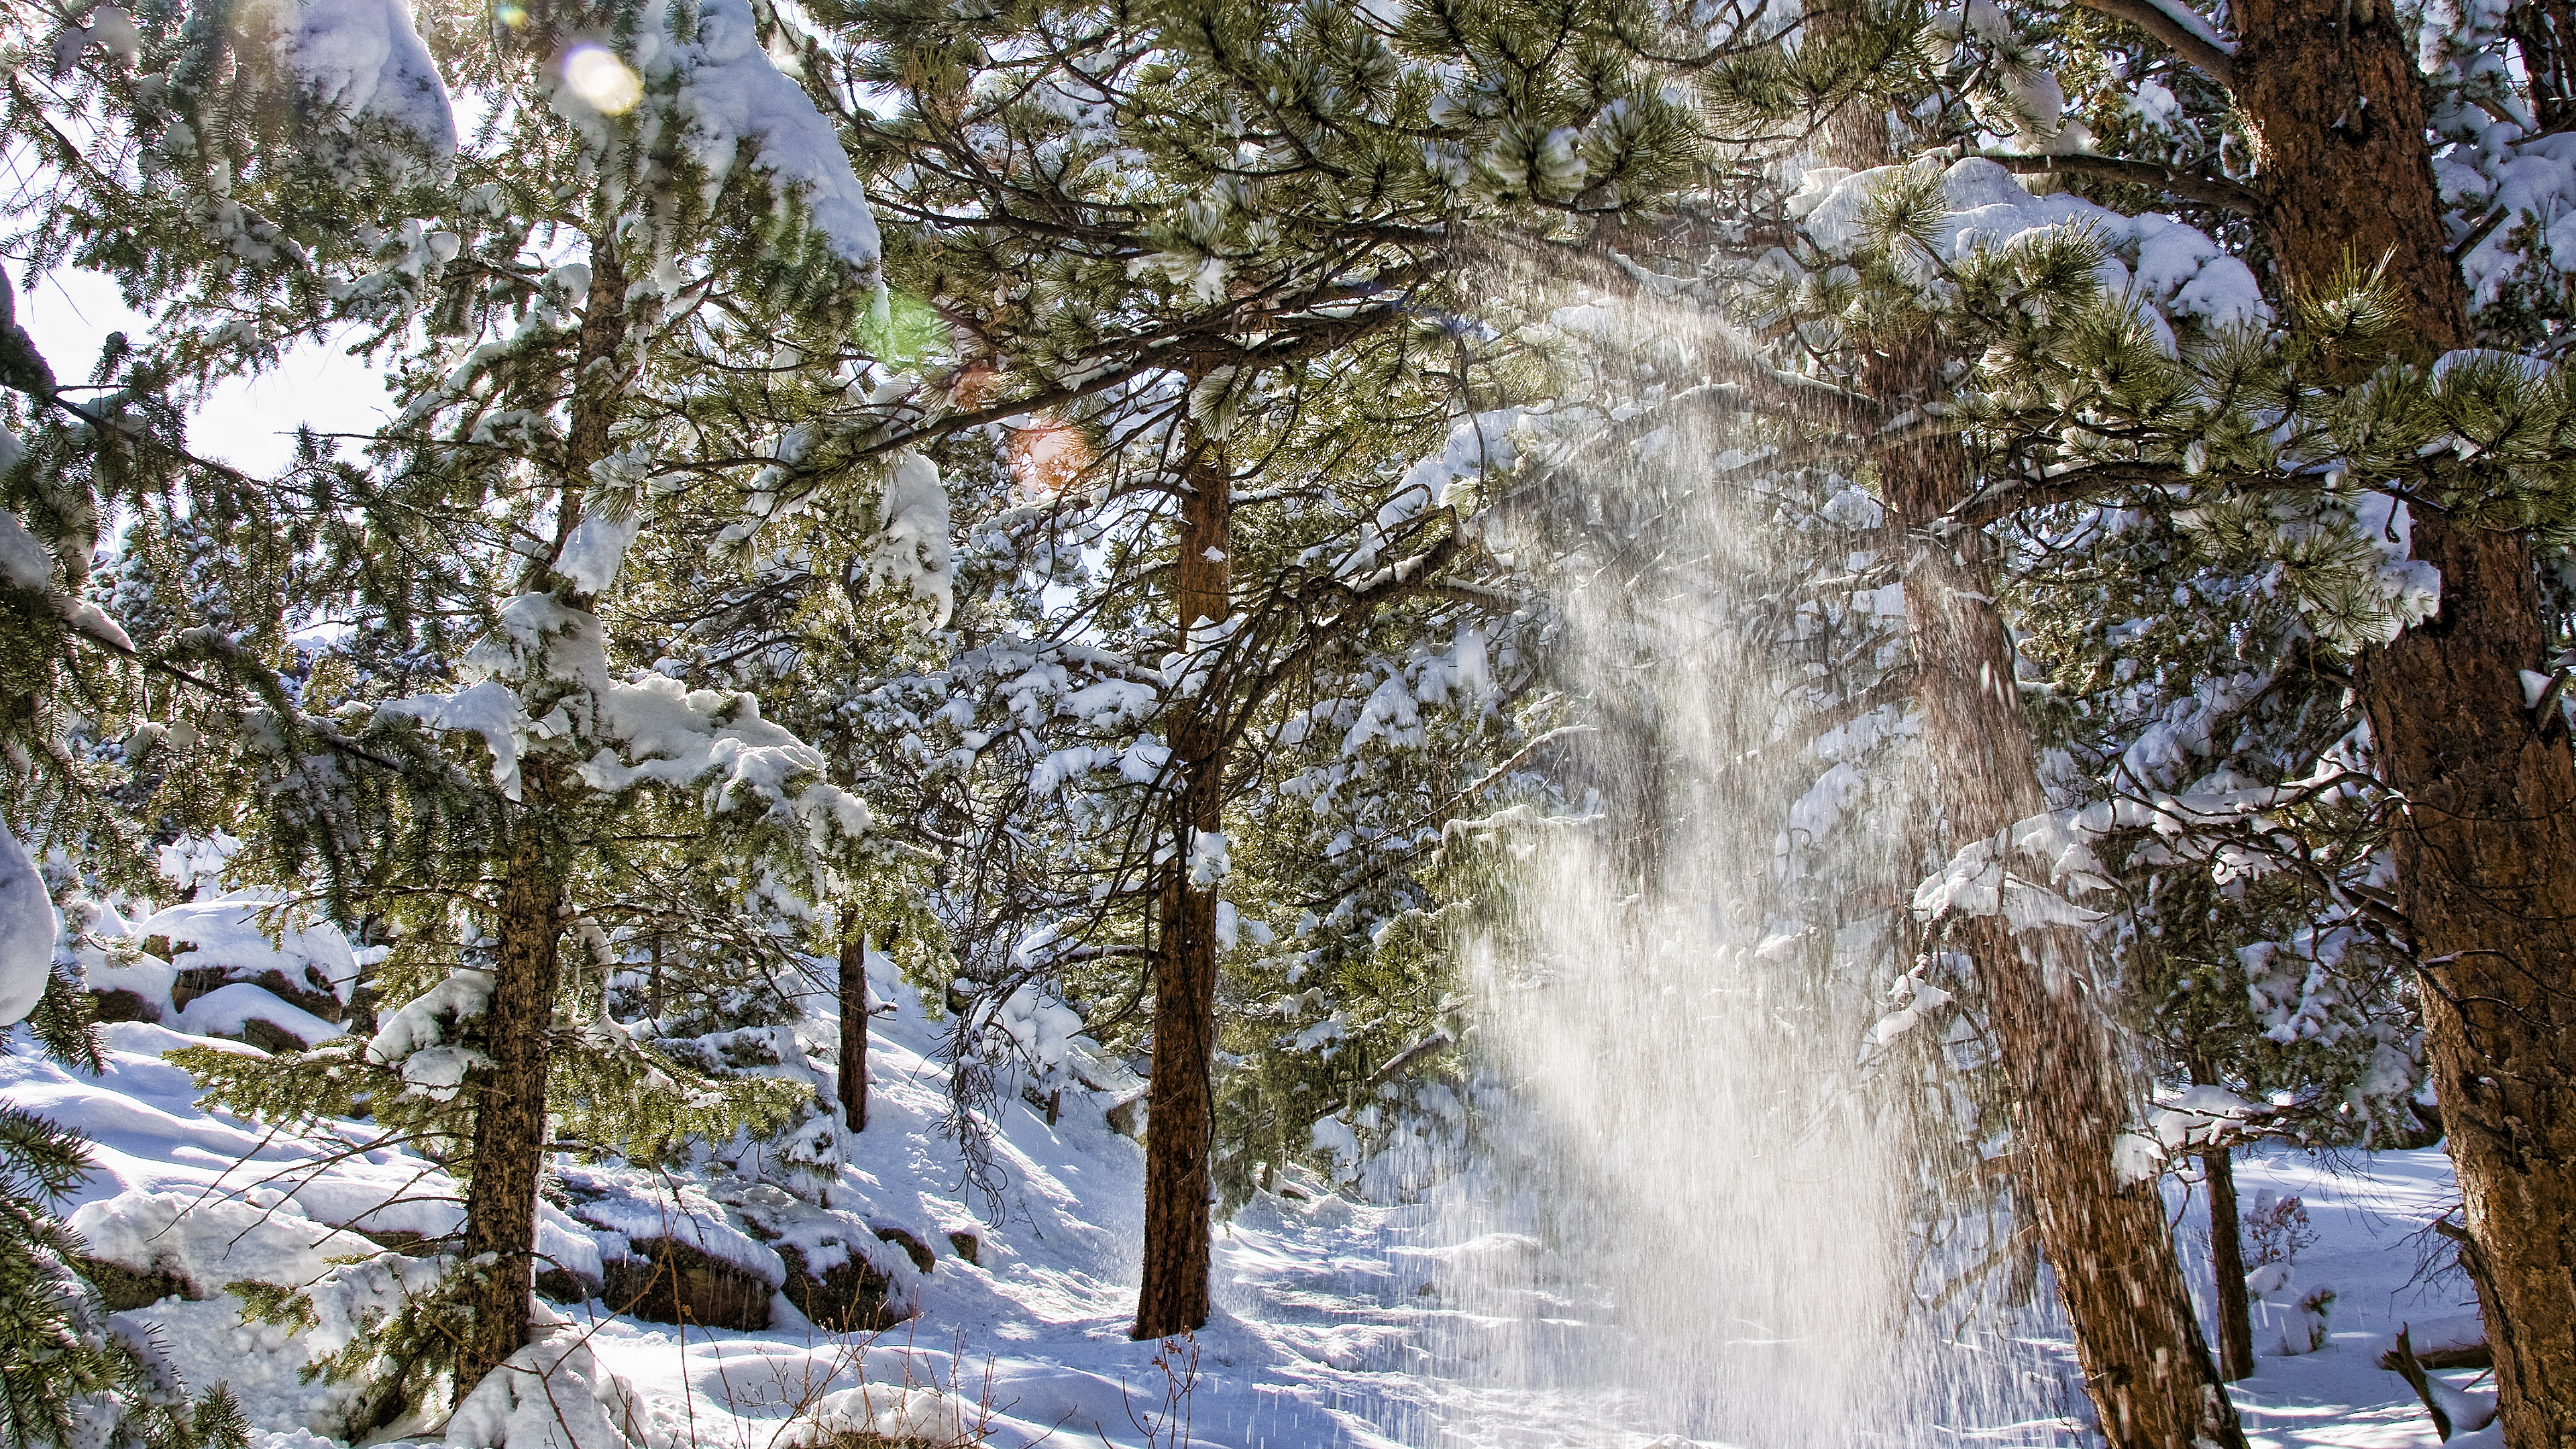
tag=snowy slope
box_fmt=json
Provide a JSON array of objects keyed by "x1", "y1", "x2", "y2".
[{"x1": 2, "y1": 963, "x2": 2486, "y2": 1449}]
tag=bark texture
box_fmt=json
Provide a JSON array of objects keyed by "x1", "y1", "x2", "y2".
[
  {"x1": 453, "y1": 808, "x2": 567, "y2": 1393},
  {"x1": 2205, "y1": 1145, "x2": 2255, "y2": 1383},
  {"x1": 1881, "y1": 386, "x2": 2243, "y2": 1447},
  {"x1": 1809, "y1": 60, "x2": 2246, "y2": 1438},
  {"x1": 1131, "y1": 431, "x2": 1230, "y2": 1341},
  {"x1": 2232, "y1": 4, "x2": 2576, "y2": 1442},
  {"x1": 2357, "y1": 521, "x2": 2576, "y2": 1448},
  {"x1": 839, "y1": 934, "x2": 869, "y2": 1133}
]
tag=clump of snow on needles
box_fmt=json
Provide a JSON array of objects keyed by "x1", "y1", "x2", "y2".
[
  {"x1": 1792, "y1": 156, "x2": 2268, "y2": 343},
  {"x1": 377, "y1": 591, "x2": 871, "y2": 847},
  {"x1": 871, "y1": 450, "x2": 954, "y2": 627},
  {"x1": 282, "y1": 0, "x2": 460, "y2": 161},
  {"x1": 563, "y1": 0, "x2": 879, "y2": 271},
  {"x1": 0, "y1": 820, "x2": 54, "y2": 1026}
]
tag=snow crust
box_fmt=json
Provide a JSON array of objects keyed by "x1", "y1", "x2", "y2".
[{"x1": 0, "y1": 508, "x2": 133, "y2": 650}]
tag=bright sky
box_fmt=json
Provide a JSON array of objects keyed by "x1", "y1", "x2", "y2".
[{"x1": 19, "y1": 266, "x2": 390, "y2": 478}]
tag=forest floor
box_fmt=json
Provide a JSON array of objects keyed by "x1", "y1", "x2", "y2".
[{"x1": 2, "y1": 960, "x2": 2485, "y2": 1449}]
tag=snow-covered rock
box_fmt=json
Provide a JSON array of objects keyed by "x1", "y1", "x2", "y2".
[{"x1": 68, "y1": 1190, "x2": 390, "y2": 1299}]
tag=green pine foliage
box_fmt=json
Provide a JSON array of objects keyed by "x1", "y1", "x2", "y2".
[{"x1": 0, "y1": 1106, "x2": 252, "y2": 1449}]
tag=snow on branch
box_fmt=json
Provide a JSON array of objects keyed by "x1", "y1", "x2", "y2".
[
  {"x1": 376, "y1": 593, "x2": 870, "y2": 848},
  {"x1": 0, "y1": 821, "x2": 54, "y2": 1027},
  {"x1": 2072, "y1": 0, "x2": 2237, "y2": 86},
  {"x1": 611, "y1": 0, "x2": 881, "y2": 271},
  {"x1": 284, "y1": 0, "x2": 460, "y2": 163}
]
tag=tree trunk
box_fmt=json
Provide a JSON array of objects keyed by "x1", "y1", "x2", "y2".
[
  {"x1": 2358, "y1": 523, "x2": 2576, "y2": 1449},
  {"x1": 453, "y1": 802, "x2": 567, "y2": 1393},
  {"x1": 1132, "y1": 427, "x2": 1230, "y2": 1341},
  {"x1": 1890, "y1": 458, "x2": 2243, "y2": 1444},
  {"x1": 453, "y1": 235, "x2": 632, "y2": 1397},
  {"x1": 2233, "y1": 5, "x2": 2576, "y2": 1443},
  {"x1": 2205, "y1": 1144, "x2": 2255, "y2": 1383},
  {"x1": 1807, "y1": 52, "x2": 2246, "y2": 1436},
  {"x1": 839, "y1": 934, "x2": 869, "y2": 1133}
]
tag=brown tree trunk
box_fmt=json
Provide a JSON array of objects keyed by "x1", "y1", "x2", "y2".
[
  {"x1": 2358, "y1": 521, "x2": 2576, "y2": 1449},
  {"x1": 2233, "y1": 5, "x2": 2576, "y2": 1443},
  {"x1": 454, "y1": 800, "x2": 567, "y2": 1393},
  {"x1": 2205, "y1": 1144, "x2": 2255, "y2": 1383},
  {"x1": 839, "y1": 934, "x2": 869, "y2": 1133},
  {"x1": 1132, "y1": 427, "x2": 1230, "y2": 1341},
  {"x1": 1808, "y1": 54, "x2": 2245, "y2": 1437},
  {"x1": 1889, "y1": 433, "x2": 2243, "y2": 1443},
  {"x1": 453, "y1": 236, "x2": 631, "y2": 1397}
]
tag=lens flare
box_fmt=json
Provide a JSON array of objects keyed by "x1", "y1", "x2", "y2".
[{"x1": 560, "y1": 44, "x2": 641, "y2": 115}]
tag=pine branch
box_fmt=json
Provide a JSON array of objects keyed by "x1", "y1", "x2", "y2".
[
  {"x1": 1984, "y1": 153, "x2": 2261, "y2": 215},
  {"x1": 2072, "y1": 0, "x2": 2239, "y2": 87}
]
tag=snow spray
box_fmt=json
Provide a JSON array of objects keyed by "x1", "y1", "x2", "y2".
[{"x1": 1388, "y1": 284, "x2": 2049, "y2": 1446}]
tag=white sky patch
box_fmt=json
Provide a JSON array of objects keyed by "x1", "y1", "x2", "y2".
[{"x1": 19, "y1": 268, "x2": 390, "y2": 478}]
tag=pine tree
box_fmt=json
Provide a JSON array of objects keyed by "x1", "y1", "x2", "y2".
[
  {"x1": 13, "y1": 0, "x2": 902, "y2": 1409},
  {"x1": 827, "y1": 0, "x2": 1698, "y2": 1336},
  {"x1": 1951, "y1": 0, "x2": 2576, "y2": 1435}
]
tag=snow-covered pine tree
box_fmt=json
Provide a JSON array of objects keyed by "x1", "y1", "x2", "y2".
[
  {"x1": 2004, "y1": 457, "x2": 2430, "y2": 1381},
  {"x1": 1931, "y1": 0, "x2": 2576, "y2": 1435},
  {"x1": 1479, "y1": 9, "x2": 2260, "y2": 1438},
  {"x1": 13, "y1": 0, "x2": 903, "y2": 1410},
  {"x1": 0, "y1": 89, "x2": 254, "y2": 1448},
  {"x1": 819, "y1": 0, "x2": 1699, "y2": 1337}
]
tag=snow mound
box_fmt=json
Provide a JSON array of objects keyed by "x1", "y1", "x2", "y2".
[
  {"x1": 69, "y1": 1189, "x2": 390, "y2": 1297},
  {"x1": 559, "y1": 1163, "x2": 784, "y2": 1285},
  {"x1": 445, "y1": 1326, "x2": 663, "y2": 1449},
  {"x1": 173, "y1": 983, "x2": 345, "y2": 1047},
  {"x1": 133, "y1": 891, "x2": 363, "y2": 1005},
  {"x1": 810, "y1": 1382, "x2": 971, "y2": 1444}
]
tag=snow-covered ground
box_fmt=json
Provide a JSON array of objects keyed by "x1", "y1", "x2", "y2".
[
  {"x1": 2186, "y1": 1149, "x2": 2486, "y2": 1449},
  {"x1": 3, "y1": 963, "x2": 2487, "y2": 1449}
]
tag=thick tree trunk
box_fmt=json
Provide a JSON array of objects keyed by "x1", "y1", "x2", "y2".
[
  {"x1": 2358, "y1": 523, "x2": 2576, "y2": 1448},
  {"x1": 1807, "y1": 53, "x2": 2246, "y2": 1433},
  {"x1": 453, "y1": 805, "x2": 567, "y2": 1393},
  {"x1": 2205, "y1": 1144, "x2": 2255, "y2": 1383},
  {"x1": 1132, "y1": 430, "x2": 1231, "y2": 1341},
  {"x1": 2231, "y1": 5, "x2": 2576, "y2": 1443},
  {"x1": 839, "y1": 934, "x2": 868, "y2": 1133},
  {"x1": 1889, "y1": 426, "x2": 2243, "y2": 1444}
]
